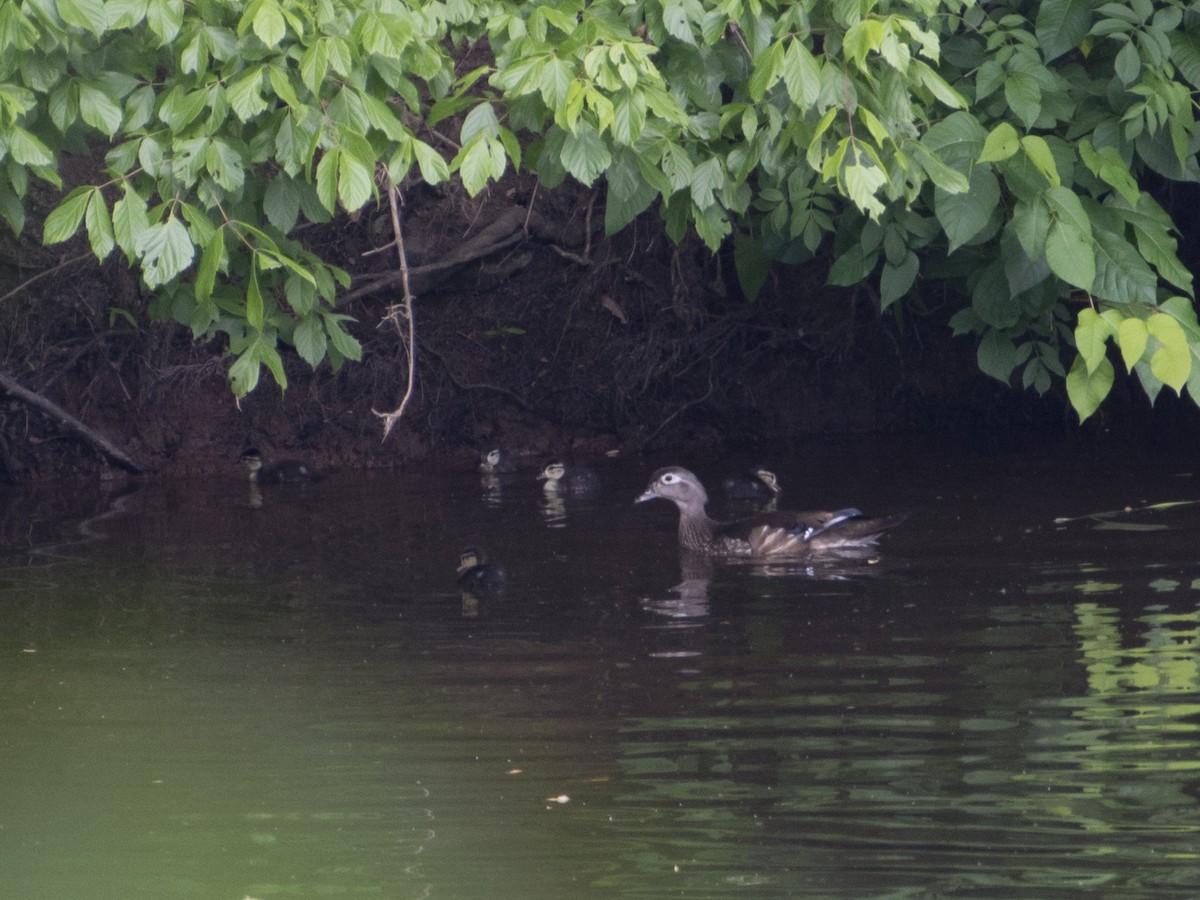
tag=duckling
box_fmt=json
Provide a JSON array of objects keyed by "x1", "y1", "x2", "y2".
[
  {"x1": 723, "y1": 466, "x2": 782, "y2": 501},
  {"x1": 538, "y1": 460, "x2": 600, "y2": 496},
  {"x1": 240, "y1": 448, "x2": 321, "y2": 484},
  {"x1": 457, "y1": 547, "x2": 506, "y2": 596},
  {"x1": 478, "y1": 447, "x2": 516, "y2": 474},
  {"x1": 636, "y1": 466, "x2": 904, "y2": 558}
]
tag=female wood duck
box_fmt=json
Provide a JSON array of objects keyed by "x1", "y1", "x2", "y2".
[
  {"x1": 722, "y1": 466, "x2": 782, "y2": 501},
  {"x1": 538, "y1": 460, "x2": 600, "y2": 496},
  {"x1": 636, "y1": 467, "x2": 904, "y2": 558},
  {"x1": 479, "y1": 447, "x2": 516, "y2": 474},
  {"x1": 457, "y1": 547, "x2": 506, "y2": 595},
  {"x1": 240, "y1": 448, "x2": 321, "y2": 484}
]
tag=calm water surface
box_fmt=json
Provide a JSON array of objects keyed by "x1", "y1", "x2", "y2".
[{"x1": 1, "y1": 437, "x2": 1199, "y2": 898}]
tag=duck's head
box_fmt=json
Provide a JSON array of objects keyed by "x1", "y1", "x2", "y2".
[
  {"x1": 538, "y1": 461, "x2": 566, "y2": 483},
  {"x1": 457, "y1": 547, "x2": 484, "y2": 575},
  {"x1": 752, "y1": 467, "x2": 782, "y2": 495},
  {"x1": 636, "y1": 467, "x2": 709, "y2": 511},
  {"x1": 479, "y1": 448, "x2": 504, "y2": 472},
  {"x1": 240, "y1": 448, "x2": 263, "y2": 474}
]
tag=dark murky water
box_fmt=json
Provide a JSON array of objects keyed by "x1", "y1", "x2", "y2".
[{"x1": 1, "y1": 437, "x2": 1199, "y2": 898}]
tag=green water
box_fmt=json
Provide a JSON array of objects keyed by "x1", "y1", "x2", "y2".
[{"x1": 1, "y1": 438, "x2": 1199, "y2": 898}]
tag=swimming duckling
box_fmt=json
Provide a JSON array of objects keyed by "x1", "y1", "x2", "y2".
[
  {"x1": 636, "y1": 466, "x2": 904, "y2": 558},
  {"x1": 478, "y1": 448, "x2": 516, "y2": 474},
  {"x1": 538, "y1": 460, "x2": 600, "y2": 496},
  {"x1": 457, "y1": 547, "x2": 506, "y2": 596},
  {"x1": 723, "y1": 466, "x2": 782, "y2": 501},
  {"x1": 240, "y1": 448, "x2": 321, "y2": 484}
]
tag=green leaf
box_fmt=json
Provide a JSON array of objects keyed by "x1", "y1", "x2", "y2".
[
  {"x1": 57, "y1": 0, "x2": 106, "y2": 35},
  {"x1": 561, "y1": 121, "x2": 611, "y2": 186},
  {"x1": 1004, "y1": 71, "x2": 1041, "y2": 129},
  {"x1": 1117, "y1": 316, "x2": 1148, "y2": 371},
  {"x1": 1092, "y1": 219, "x2": 1158, "y2": 305},
  {"x1": 604, "y1": 149, "x2": 656, "y2": 234},
  {"x1": 827, "y1": 243, "x2": 877, "y2": 287},
  {"x1": 880, "y1": 251, "x2": 918, "y2": 310},
  {"x1": 1044, "y1": 187, "x2": 1095, "y2": 290},
  {"x1": 412, "y1": 138, "x2": 449, "y2": 185},
  {"x1": 135, "y1": 216, "x2": 195, "y2": 288},
  {"x1": 338, "y1": 146, "x2": 374, "y2": 211},
  {"x1": 748, "y1": 40, "x2": 784, "y2": 101},
  {"x1": 263, "y1": 177, "x2": 300, "y2": 232},
  {"x1": 245, "y1": 264, "x2": 264, "y2": 330},
  {"x1": 145, "y1": 0, "x2": 182, "y2": 42},
  {"x1": 1066, "y1": 354, "x2": 1114, "y2": 421},
  {"x1": 251, "y1": 0, "x2": 286, "y2": 47},
  {"x1": 973, "y1": 260, "x2": 1021, "y2": 328},
  {"x1": 112, "y1": 183, "x2": 149, "y2": 257},
  {"x1": 978, "y1": 329, "x2": 1018, "y2": 383},
  {"x1": 1036, "y1": 0, "x2": 1094, "y2": 62},
  {"x1": 315, "y1": 148, "x2": 338, "y2": 212},
  {"x1": 1075, "y1": 307, "x2": 1114, "y2": 374},
  {"x1": 227, "y1": 67, "x2": 267, "y2": 121},
  {"x1": 1019, "y1": 136, "x2": 1060, "y2": 187},
  {"x1": 293, "y1": 315, "x2": 327, "y2": 368},
  {"x1": 195, "y1": 226, "x2": 224, "y2": 302},
  {"x1": 979, "y1": 122, "x2": 1019, "y2": 163},
  {"x1": 1114, "y1": 39, "x2": 1140, "y2": 86},
  {"x1": 782, "y1": 39, "x2": 820, "y2": 108},
  {"x1": 78, "y1": 83, "x2": 123, "y2": 135},
  {"x1": 322, "y1": 311, "x2": 362, "y2": 360},
  {"x1": 1147, "y1": 312, "x2": 1191, "y2": 391},
  {"x1": 42, "y1": 187, "x2": 92, "y2": 245},
  {"x1": 84, "y1": 191, "x2": 114, "y2": 258},
  {"x1": 733, "y1": 233, "x2": 770, "y2": 302},
  {"x1": 1079, "y1": 141, "x2": 1139, "y2": 205},
  {"x1": 8, "y1": 127, "x2": 53, "y2": 166},
  {"x1": 936, "y1": 166, "x2": 999, "y2": 252}
]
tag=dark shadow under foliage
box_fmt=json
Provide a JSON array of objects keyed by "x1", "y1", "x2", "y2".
[{"x1": 0, "y1": 173, "x2": 1194, "y2": 482}]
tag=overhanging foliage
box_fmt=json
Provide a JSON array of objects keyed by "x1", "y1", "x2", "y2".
[{"x1": 3, "y1": 0, "x2": 1198, "y2": 420}]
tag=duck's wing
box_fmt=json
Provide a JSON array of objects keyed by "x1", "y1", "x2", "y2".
[{"x1": 720, "y1": 508, "x2": 905, "y2": 556}]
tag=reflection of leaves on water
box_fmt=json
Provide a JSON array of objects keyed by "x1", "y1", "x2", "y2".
[{"x1": 1053, "y1": 498, "x2": 1200, "y2": 528}]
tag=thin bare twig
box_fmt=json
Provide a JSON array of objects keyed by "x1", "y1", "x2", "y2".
[
  {"x1": 0, "y1": 254, "x2": 94, "y2": 306},
  {"x1": 372, "y1": 180, "x2": 418, "y2": 440}
]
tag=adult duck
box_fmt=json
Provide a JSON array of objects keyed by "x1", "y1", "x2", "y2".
[{"x1": 636, "y1": 466, "x2": 903, "y2": 558}]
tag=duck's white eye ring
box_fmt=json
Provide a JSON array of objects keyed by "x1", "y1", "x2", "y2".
[{"x1": 660, "y1": 473, "x2": 679, "y2": 484}]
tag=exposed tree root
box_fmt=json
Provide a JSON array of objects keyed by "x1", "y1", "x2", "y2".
[{"x1": 0, "y1": 371, "x2": 146, "y2": 473}]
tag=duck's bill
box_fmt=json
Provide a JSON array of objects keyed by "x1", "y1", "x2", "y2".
[{"x1": 635, "y1": 488, "x2": 658, "y2": 504}]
